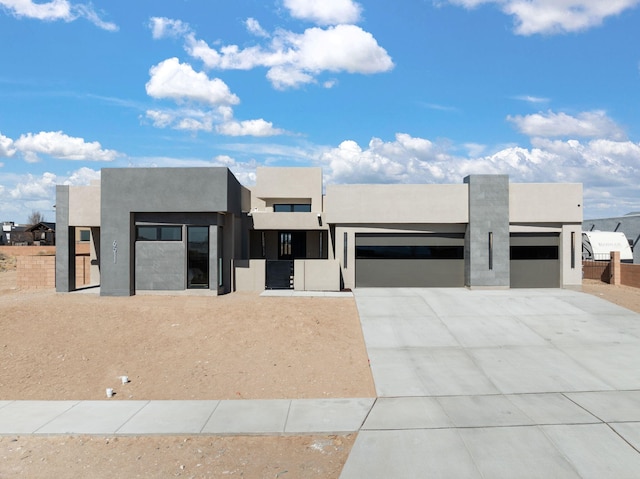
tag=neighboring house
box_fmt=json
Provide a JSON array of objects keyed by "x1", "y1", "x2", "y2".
[
  {"x1": 3, "y1": 223, "x2": 30, "y2": 245},
  {"x1": 1, "y1": 221, "x2": 55, "y2": 245},
  {"x1": 56, "y1": 167, "x2": 583, "y2": 295},
  {"x1": 0, "y1": 222, "x2": 11, "y2": 245},
  {"x1": 583, "y1": 213, "x2": 640, "y2": 264},
  {"x1": 25, "y1": 222, "x2": 56, "y2": 246}
]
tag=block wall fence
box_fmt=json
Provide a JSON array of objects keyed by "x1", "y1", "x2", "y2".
[{"x1": 16, "y1": 254, "x2": 91, "y2": 289}]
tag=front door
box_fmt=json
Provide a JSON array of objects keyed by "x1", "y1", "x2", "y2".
[
  {"x1": 278, "y1": 231, "x2": 306, "y2": 259},
  {"x1": 187, "y1": 226, "x2": 209, "y2": 289}
]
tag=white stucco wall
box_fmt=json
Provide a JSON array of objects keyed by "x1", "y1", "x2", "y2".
[
  {"x1": 325, "y1": 184, "x2": 469, "y2": 224},
  {"x1": 510, "y1": 183, "x2": 583, "y2": 223},
  {"x1": 254, "y1": 167, "x2": 323, "y2": 212},
  {"x1": 68, "y1": 185, "x2": 101, "y2": 226}
]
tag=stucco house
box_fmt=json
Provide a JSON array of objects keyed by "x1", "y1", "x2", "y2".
[{"x1": 56, "y1": 167, "x2": 583, "y2": 295}]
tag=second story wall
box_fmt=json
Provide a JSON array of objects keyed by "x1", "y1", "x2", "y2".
[
  {"x1": 253, "y1": 167, "x2": 323, "y2": 212},
  {"x1": 68, "y1": 185, "x2": 101, "y2": 227}
]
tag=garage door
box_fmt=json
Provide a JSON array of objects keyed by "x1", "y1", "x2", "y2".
[
  {"x1": 355, "y1": 233, "x2": 465, "y2": 287},
  {"x1": 510, "y1": 233, "x2": 560, "y2": 288}
]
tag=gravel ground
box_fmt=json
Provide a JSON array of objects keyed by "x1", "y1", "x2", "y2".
[{"x1": 2, "y1": 258, "x2": 640, "y2": 478}]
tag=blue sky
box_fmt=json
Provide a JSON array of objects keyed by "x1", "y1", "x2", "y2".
[{"x1": 1, "y1": 0, "x2": 639, "y2": 223}]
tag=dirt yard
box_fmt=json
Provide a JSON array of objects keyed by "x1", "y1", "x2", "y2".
[
  {"x1": 581, "y1": 279, "x2": 640, "y2": 313},
  {"x1": 0, "y1": 259, "x2": 372, "y2": 478},
  {"x1": 2, "y1": 255, "x2": 640, "y2": 478}
]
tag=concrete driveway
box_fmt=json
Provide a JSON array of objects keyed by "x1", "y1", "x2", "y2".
[{"x1": 341, "y1": 288, "x2": 640, "y2": 478}]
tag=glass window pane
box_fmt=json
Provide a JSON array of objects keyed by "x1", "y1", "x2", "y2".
[
  {"x1": 273, "y1": 204, "x2": 292, "y2": 212},
  {"x1": 292, "y1": 204, "x2": 311, "y2": 212},
  {"x1": 356, "y1": 245, "x2": 464, "y2": 260},
  {"x1": 80, "y1": 230, "x2": 90, "y2": 242},
  {"x1": 136, "y1": 226, "x2": 157, "y2": 241},
  {"x1": 160, "y1": 226, "x2": 182, "y2": 241},
  {"x1": 273, "y1": 204, "x2": 311, "y2": 212}
]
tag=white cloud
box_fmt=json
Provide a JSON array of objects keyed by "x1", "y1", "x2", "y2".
[
  {"x1": 145, "y1": 109, "x2": 174, "y2": 129},
  {"x1": 446, "y1": 0, "x2": 640, "y2": 35},
  {"x1": 145, "y1": 108, "x2": 219, "y2": 132},
  {"x1": 513, "y1": 95, "x2": 550, "y2": 104},
  {"x1": 14, "y1": 131, "x2": 120, "y2": 162},
  {"x1": 464, "y1": 143, "x2": 488, "y2": 157},
  {"x1": 63, "y1": 166, "x2": 100, "y2": 185},
  {"x1": 0, "y1": 167, "x2": 101, "y2": 222},
  {"x1": 144, "y1": 59, "x2": 286, "y2": 137},
  {"x1": 73, "y1": 3, "x2": 117, "y2": 31},
  {"x1": 0, "y1": 0, "x2": 117, "y2": 31},
  {"x1": 245, "y1": 17, "x2": 269, "y2": 38},
  {"x1": 317, "y1": 132, "x2": 640, "y2": 216},
  {"x1": 185, "y1": 24, "x2": 393, "y2": 89},
  {"x1": 216, "y1": 119, "x2": 285, "y2": 137},
  {"x1": 145, "y1": 106, "x2": 286, "y2": 137},
  {"x1": 508, "y1": 110, "x2": 626, "y2": 140},
  {"x1": 0, "y1": 0, "x2": 70, "y2": 20},
  {"x1": 149, "y1": 17, "x2": 191, "y2": 39},
  {"x1": 210, "y1": 155, "x2": 258, "y2": 185},
  {"x1": 9, "y1": 172, "x2": 57, "y2": 200},
  {"x1": 424, "y1": 103, "x2": 459, "y2": 112},
  {"x1": 146, "y1": 57, "x2": 240, "y2": 106},
  {"x1": 0, "y1": 132, "x2": 16, "y2": 157},
  {"x1": 283, "y1": 0, "x2": 362, "y2": 25}
]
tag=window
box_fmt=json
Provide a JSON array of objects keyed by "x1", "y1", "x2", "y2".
[
  {"x1": 273, "y1": 204, "x2": 311, "y2": 212},
  {"x1": 510, "y1": 246, "x2": 558, "y2": 260},
  {"x1": 136, "y1": 225, "x2": 182, "y2": 241},
  {"x1": 80, "y1": 230, "x2": 90, "y2": 242},
  {"x1": 356, "y1": 245, "x2": 464, "y2": 260}
]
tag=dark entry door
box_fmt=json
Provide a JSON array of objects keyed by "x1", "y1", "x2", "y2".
[
  {"x1": 187, "y1": 226, "x2": 209, "y2": 289},
  {"x1": 278, "y1": 231, "x2": 306, "y2": 259}
]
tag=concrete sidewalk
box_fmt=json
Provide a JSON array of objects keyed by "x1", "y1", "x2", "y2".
[
  {"x1": 0, "y1": 398, "x2": 373, "y2": 436},
  {"x1": 3, "y1": 392, "x2": 640, "y2": 478}
]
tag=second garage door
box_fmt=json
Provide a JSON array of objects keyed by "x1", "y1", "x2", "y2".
[
  {"x1": 510, "y1": 233, "x2": 560, "y2": 288},
  {"x1": 355, "y1": 233, "x2": 465, "y2": 287}
]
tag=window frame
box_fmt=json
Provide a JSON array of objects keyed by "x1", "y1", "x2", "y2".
[
  {"x1": 273, "y1": 204, "x2": 312, "y2": 213},
  {"x1": 135, "y1": 225, "x2": 183, "y2": 242}
]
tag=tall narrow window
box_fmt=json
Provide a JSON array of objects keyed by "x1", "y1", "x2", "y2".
[
  {"x1": 488, "y1": 232, "x2": 494, "y2": 270},
  {"x1": 279, "y1": 232, "x2": 292, "y2": 258},
  {"x1": 571, "y1": 231, "x2": 576, "y2": 269},
  {"x1": 343, "y1": 232, "x2": 348, "y2": 268},
  {"x1": 187, "y1": 226, "x2": 209, "y2": 289}
]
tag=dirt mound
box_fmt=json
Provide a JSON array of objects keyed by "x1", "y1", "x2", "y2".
[{"x1": 0, "y1": 252, "x2": 16, "y2": 272}]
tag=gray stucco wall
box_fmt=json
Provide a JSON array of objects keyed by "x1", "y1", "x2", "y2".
[
  {"x1": 464, "y1": 175, "x2": 510, "y2": 287},
  {"x1": 55, "y1": 185, "x2": 75, "y2": 292},
  {"x1": 100, "y1": 167, "x2": 239, "y2": 296},
  {"x1": 135, "y1": 241, "x2": 185, "y2": 290},
  {"x1": 584, "y1": 215, "x2": 640, "y2": 264}
]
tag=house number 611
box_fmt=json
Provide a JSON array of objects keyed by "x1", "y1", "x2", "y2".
[{"x1": 113, "y1": 240, "x2": 117, "y2": 264}]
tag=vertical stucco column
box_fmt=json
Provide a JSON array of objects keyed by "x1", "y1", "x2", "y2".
[
  {"x1": 100, "y1": 169, "x2": 135, "y2": 296},
  {"x1": 209, "y1": 224, "x2": 220, "y2": 295},
  {"x1": 55, "y1": 185, "x2": 76, "y2": 292},
  {"x1": 464, "y1": 175, "x2": 510, "y2": 288}
]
